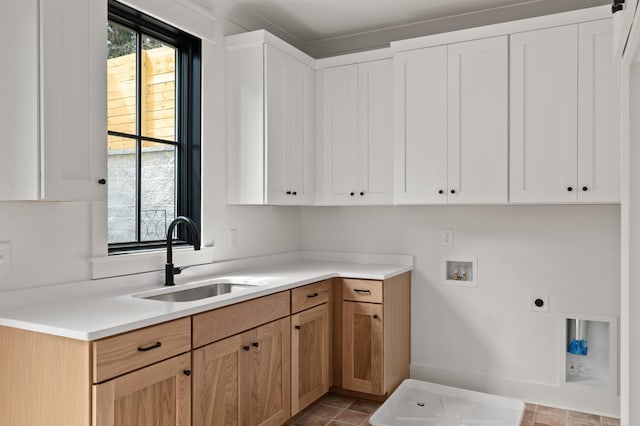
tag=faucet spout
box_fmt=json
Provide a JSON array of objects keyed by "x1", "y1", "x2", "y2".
[{"x1": 165, "y1": 216, "x2": 201, "y2": 286}]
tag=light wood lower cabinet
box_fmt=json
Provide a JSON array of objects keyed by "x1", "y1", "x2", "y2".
[
  {"x1": 291, "y1": 303, "x2": 330, "y2": 415},
  {"x1": 334, "y1": 272, "x2": 411, "y2": 398},
  {"x1": 93, "y1": 353, "x2": 191, "y2": 426},
  {"x1": 0, "y1": 276, "x2": 410, "y2": 426},
  {"x1": 193, "y1": 317, "x2": 291, "y2": 426}
]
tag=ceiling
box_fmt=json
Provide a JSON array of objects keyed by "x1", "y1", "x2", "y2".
[{"x1": 223, "y1": 0, "x2": 610, "y2": 57}]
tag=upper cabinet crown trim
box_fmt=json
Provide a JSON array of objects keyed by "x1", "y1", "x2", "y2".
[
  {"x1": 390, "y1": 5, "x2": 610, "y2": 53},
  {"x1": 316, "y1": 48, "x2": 392, "y2": 69},
  {"x1": 225, "y1": 29, "x2": 316, "y2": 68}
]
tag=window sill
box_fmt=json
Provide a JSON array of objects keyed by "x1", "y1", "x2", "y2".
[{"x1": 90, "y1": 245, "x2": 215, "y2": 279}]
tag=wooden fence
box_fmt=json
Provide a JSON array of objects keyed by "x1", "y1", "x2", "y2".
[{"x1": 107, "y1": 46, "x2": 176, "y2": 150}]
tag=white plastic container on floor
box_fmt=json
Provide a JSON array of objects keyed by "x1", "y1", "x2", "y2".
[{"x1": 369, "y1": 379, "x2": 525, "y2": 426}]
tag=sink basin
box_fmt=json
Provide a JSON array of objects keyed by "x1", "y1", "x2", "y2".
[{"x1": 140, "y1": 283, "x2": 254, "y2": 302}]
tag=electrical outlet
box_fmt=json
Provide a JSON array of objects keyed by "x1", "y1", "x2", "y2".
[
  {"x1": 530, "y1": 295, "x2": 549, "y2": 312},
  {"x1": 0, "y1": 242, "x2": 11, "y2": 274},
  {"x1": 441, "y1": 229, "x2": 454, "y2": 247}
]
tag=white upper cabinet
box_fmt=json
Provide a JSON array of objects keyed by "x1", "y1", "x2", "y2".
[
  {"x1": 447, "y1": 36, "x2": 508, "y2": 204},
  {"x1": 0, "y1": 0, "x2": 107, "y2": 201},
  {"x1": 394, "y1": 47, "x2": 448, "y2": 204},
  {"x1": 613, "y1": 0, "x2": 638, "y2": 57},
  {"x1": 510, "y1": 20, "x2": 620, "y2": 203},
  {"x1": 265, "y1": 45, "x2": 315, "y2": 205},
  {"x1": 319, "y1": 59, "x2": 393, "y2": 205},
  {"x1": 578, "y1": 19, "x2": 621, "y2": 203},
  {"x1": 510, "y1": 25, "x2": 579, "y2": 203},
  {"x1": 226, "y1": 32, "x2": 315, "y2": 205},
  {"x1": 394, "y1": 36, "x2": 508, "y2": 205}
]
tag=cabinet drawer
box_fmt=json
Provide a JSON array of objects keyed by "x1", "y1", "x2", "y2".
[
  {"x1": 92, "y1": 317, "x2": 191, "y2": 383},
  {"x1": 291, "y1": 279, "x2": 331, "y2": 313},
  {"x1": 193, "y1": 291, "x2": 290, "y2": 348},
  {"x1": 342, "y1": 279, "x2": 383, "y2": 303}
]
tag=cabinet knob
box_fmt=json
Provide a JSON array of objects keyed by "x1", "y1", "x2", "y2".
[
  {"x1": 183, "y1": 369, "x2": 192, "y2": 376},
  {"x1": 242, "y1": 345, "x2": 250, "y2": 351},
  {"x1": 360, "y1": 191, "x2": 365, "y2": 196},
  {"x1": 582, "y1": 186, "x2": 588, "y2": 192},
  {"x1": 252, "y1": 342, "x2": 259, "y2": 348},
  {"x1": 294, "y1": 325, "x2": 301, "y2": 330},
  {"x1": 438, "y1": 189, "x2": 444, "y2": 195},
  {"x1": 567, "y1": 186, "x2": 574, "y2": 192},
  {"x1": 286, "y1": 191, "x2": 292, "y2": 195},
  {"x1": 373, "y1": 314, "x2": 379, "y2": 319},
  {"x1": 98, "y1": 178, "x2": 106, "y2": 185},
  {"x1": 292, "y1": 191, "x2": 297, "y2": 196},
  {"x1": 350, "y1": 192, "x2": 355, "y2": 196},
  {"x1": 450, "y1": 189, "x2": 456, "y2": 194}
]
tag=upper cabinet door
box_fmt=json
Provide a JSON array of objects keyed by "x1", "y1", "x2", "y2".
[
  {"x1": 265, "y1": 45, "x2": 291, "y2": 205},
  {"x1": 265, "y1": 45, "x2": 315, "y2": 205},
  {"x1": 447, "y1": 36, "x2": 508, "y2": 204},
  {"x1": 287, "y1": 57, "x2": 315, "y2": 205},
  {"x1": 510, "y1": 25, "x2": 579, "y2": 203},
  {"x1": 357, "y1": 59, "x2": 394, "y2": 204},
  {"x1": 40, "y1": 0, "x2": 107, "y2": 201},
  {"x1": 0, "y1": 0, "x2": 39, "y2": 200},
  {"x1": 394, "y1": 46, "x2": 448, "y2": 204},
  {"x1": 0, "y1": 0, "x2": 106, "y2": 201},
  {"x1": 321, "y1": 65, "x2": 360, "y2": 203},
  {"x1": 578, "y1": 19, "x2": 621, "y2": 203}
]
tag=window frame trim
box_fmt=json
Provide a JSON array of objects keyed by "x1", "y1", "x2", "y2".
[{"x1": 107, "y1": 0, "x2": 201, "y2": 254}]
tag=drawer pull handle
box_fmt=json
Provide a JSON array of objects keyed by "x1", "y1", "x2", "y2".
[
  {"x1": 252, "y1": 342, "x2": 260, "y2": 348},
  {"x1": 183, "y1": 369, "x2": 192, "y2": 376},
  {"x1": 354, "y1": 289, "x2": 371, "y2": 294},
  {"x1": 242, "y1": 345, "x2": 250, "y2": 351},
  {"x1": 138, "y1": 342, "x2": 162, "y2": 352},
  {"x1": 295, "y1": 325, "x2": 301, "y2": 330},
  {"x1": 307, "y1": 292, "x2": 319, "y2": 298}
]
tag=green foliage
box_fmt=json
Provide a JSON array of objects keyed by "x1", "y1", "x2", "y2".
[{"x1": 107, "y1": 21, "x2": 165, "y2": 59}]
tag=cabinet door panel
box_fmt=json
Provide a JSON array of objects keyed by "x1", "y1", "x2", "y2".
[
  {"x1": 342, "y1": 302, "x2": 383, "y2": 395},
  {"x1": 0, "y1": 0, "x2": 39, "y2": 200},
  {"x1": 93, "y1": 354, "x2": 190, "y2": 426},
  {"x1": 322, "y1": 65, "x2": 360, "y2": 203},
  {"x1": 358, "y1": 59, "x2": 393, "y2": 204},
  {"x1": 510, "y1": 25, "x2": 578, "y2": 203},
  {"x1": 291, "y1": 304, "x2": 330, "y2": 415},
  {"x1": 241, "y1": 317, "x2": 291, "y2": 426},
  {"x1": 394, "y1": 47, "x2": 448, "y2": 204},
  {"x1": 448, "y1": 36, "x2": 508, "y2": 204},
  {"x1": 287, "y1": 58, "x2": 315, "y2": 205},
  {"x1": 192, "y1": 335, "x2": 242, "y2": 426},
  {"x1": 265, "y1": 45, "x2": 290, "y2": 205},
  {"x1": 578, "y1": 19, "x2": 621, "y2": 203},
  {"x1": 41, "y1": 0, "x2": 107, "y2": 200}
]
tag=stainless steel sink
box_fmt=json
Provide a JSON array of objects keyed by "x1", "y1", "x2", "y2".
[{"x1": 140, "y1": 283, "x2": 254, "y2": 302}]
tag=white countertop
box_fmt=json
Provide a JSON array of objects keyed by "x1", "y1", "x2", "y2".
[{"x1": 0, "y1": 254, "x2": 412, "y2": 341}]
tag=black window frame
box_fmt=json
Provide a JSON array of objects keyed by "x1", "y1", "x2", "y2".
[{"x1": 107, "y1": 0, "x2": 201, "y2": 254}]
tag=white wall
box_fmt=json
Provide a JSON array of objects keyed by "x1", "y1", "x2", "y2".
[
  {"x1": 301, "y1": 204, "x2": 621, "y2": 415},
  {"x1": 0, "y1": 0, "x2": 301, "y2": 292}
]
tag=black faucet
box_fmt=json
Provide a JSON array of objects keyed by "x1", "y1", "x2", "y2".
[{"x1": 165, "y1": 216, "x2": 201, "y2": 286}]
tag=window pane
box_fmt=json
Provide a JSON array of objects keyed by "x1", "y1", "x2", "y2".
[
  {"x1": 140, "y1": 142, "x2": 176, "y2": 241},
  {"x1": 107, "y1": 135, "x2": 137, "y2": 243},
  {"x1": 107, "y1": 21, "x2": 137, "y2": 135},
  {"x1": 142, "y1": 35, "x2": 177, "y2": 142}
]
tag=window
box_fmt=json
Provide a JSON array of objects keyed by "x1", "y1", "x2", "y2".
[{"x1": 107, "y1": 0, "x2": 201, "y2": 252}]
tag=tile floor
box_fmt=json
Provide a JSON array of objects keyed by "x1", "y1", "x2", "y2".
[{"x1": 288, "y1": 394, "x2": 622, "y2": 426}]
